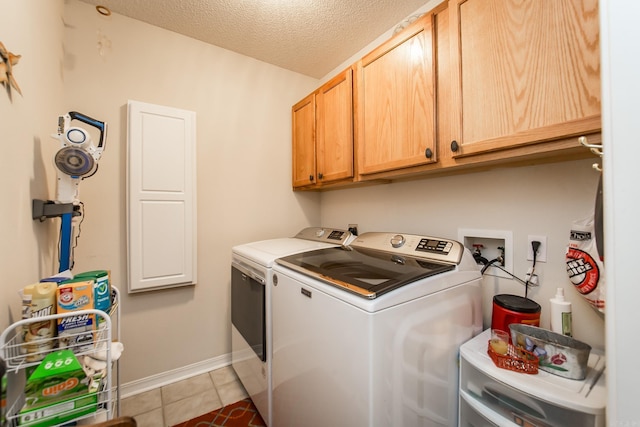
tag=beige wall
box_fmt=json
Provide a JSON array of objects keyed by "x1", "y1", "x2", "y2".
[
  {"x1": 2, "y1": 0, "x2": 321, "y2": 385},
  {"x1": 61, "y1": 1, "x2": 322, "y2": 383},
  {"x1": 1, "y1": 2, "x2": 64, "y2": 326}
]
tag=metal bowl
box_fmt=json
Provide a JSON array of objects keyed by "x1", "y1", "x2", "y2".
[{"x1": 509, "y1": 324, "x2": 592, "y2": 380}]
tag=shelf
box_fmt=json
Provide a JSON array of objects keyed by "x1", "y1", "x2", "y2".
[{"x1": 1, "y1": 286, "x2": 121, "y2": 427}]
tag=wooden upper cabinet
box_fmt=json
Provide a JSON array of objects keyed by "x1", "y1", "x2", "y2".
[
  {"x1": 292, "y1": 93, "x2": 316, "y2": 188},
  {"x1": 448, "y1": 0, "x2": 601, "y2": 158},
  {"x1": 355, "y1": 13, "x2": 437, "y2": 177},
  {"x1": 292, "y1": 68, "x2": 354, "y2": 189},
  {"x1": 316, "y1": 69, "x2": 354, "y2": 184}
]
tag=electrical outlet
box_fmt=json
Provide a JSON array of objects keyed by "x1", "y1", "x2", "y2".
[
  {"x1": 458, "y1": 228, "x2": 513, "y2": 279},
  {"x1": 525, "y1": 267, "x2": 540, "y2": 286},
  {"x1": 527, "y1": 235, "x2": 547, "y2": 262}
]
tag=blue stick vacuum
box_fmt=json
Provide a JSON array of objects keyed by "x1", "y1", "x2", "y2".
[{"x1": 51, "y1": 111, "x2": 107, "y2": 272}]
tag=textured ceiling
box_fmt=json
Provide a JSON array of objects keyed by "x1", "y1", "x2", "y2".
[{"x1": 77, "y1": 0, "x2": 431, "y2": 78}]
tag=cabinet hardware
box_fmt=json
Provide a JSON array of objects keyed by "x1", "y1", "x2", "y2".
[
  {"x1": 451, "y1": 140, "x2": 459, "y2": 152},
  {"x1": 309, "y1": 175, "x2": 314, "y2": 181},
  {"x1": 425, "y1": 148, "x2": 433, "y2": 159},
  {"x1": 318, "y1": 173, "x2": 324, "y2": 180}
]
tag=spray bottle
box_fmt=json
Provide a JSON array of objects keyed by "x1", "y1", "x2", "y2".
[{"x1": 550, "y1": 287, "x2": 572, "y2": 337}]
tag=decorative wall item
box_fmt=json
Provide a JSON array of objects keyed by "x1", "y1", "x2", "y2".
[{"x1": 0, "y1": 41, "x2": 22, "y2": 101}]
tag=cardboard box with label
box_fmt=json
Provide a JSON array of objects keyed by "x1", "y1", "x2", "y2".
[
  {"x1": 19, "y1": 350, "x2": 97, "y2": 426},
  {"x1": 56, "y1": 280, "x2": 95, "y2": 352}
]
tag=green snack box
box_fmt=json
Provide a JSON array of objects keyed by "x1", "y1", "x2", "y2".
[{"x1": 19, "y1": 350, "x2": 97, "y2": 426}]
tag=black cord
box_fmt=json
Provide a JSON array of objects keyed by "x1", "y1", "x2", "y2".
[
  {"x1": 473, "y1": 252, "x2": 489, "y2": 266},
  {"x1": 525, "y1": 241, "x2": 541, "y2": 299},
  {"x1": 480, "y1": 257, "x2": 499, "y2": 275},
  {"x1": 479, "y1": 258, "x2": 530, "y2": 287}
]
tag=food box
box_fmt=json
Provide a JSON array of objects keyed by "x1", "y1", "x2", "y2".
[
  {"x1": 56, "y1": 280, "x2": 96, "y2": 352},
  {"x1": 19, "y1": 350, "x2": 97, "y2": 426},
  {"x1": 509, "y1": 324, "x2": 592, "y2": 380}
]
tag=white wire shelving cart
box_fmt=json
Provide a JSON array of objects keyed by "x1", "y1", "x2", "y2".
[{"x1": 0, "y1": 286, "x2": 121, "y2": 427}]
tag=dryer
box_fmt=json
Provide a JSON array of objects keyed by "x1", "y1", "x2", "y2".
[
  {"x1": 231, "y1": 227, "x2": 354, "y2": 426},
  {"x1": 271, "y1": 232, "x2": 483, "y2": 427}
]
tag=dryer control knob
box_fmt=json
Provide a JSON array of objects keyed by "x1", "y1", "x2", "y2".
[
  {"x1": 390, "y1": 234, "x2": 405, "y2": 248},
  {"x1": 315, "y1": 229, "x2": 325, "y2": 237}
]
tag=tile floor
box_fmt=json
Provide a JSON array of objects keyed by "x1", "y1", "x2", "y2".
[{"x1": 119, "y1": 365, "x2": 249, "y2": 427}]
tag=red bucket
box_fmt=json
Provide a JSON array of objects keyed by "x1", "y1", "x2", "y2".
[{"x1": 491, "y1": 294, "x2": 541, "y2": 340}]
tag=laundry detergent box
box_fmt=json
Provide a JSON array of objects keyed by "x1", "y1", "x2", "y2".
[
  {"x1": 56, "y1": 280, "x2": 96, "y2": 352},
  {"x1": 73, "y1": 270, "x2": 112, "y2": 325},
  {"x1": 19, "y1": 350, "x2": 97, "y2": 427}
]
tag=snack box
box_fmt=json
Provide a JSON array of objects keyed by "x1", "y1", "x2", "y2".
[
  {"x1": 56, "y1": 280, "x2": 95, "y2": 352},
  {"x1": 19, "y1": 350, "x2": 97, "y2": 426}
]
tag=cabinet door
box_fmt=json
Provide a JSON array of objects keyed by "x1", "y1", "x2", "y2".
[
  {"x1": 127, "y1": 101, "x2": 197, "y2": 292},
  {"x1": 291, "y1": 93, "x2": 316, "y2": 188},
  {"x1": 448, "y1": 0, "x2": 600, "y2": 158},
  {"x1": 316, "y1": 69, "x2": 354, "y2": 183},
  {"x1": 356, "y1": 14, "x2": 437, "y2": 176}
]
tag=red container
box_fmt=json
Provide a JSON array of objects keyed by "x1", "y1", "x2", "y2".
[{"x1": 491, "y1": 294, "x2": 541, "y2": 339}]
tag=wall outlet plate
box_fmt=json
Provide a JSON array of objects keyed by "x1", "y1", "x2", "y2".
[{"x1": 458, "y1": 228, "x2": 513, "y2": 279}]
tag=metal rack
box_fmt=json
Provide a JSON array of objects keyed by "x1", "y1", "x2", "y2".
[{"x1": 0, "y1": 287, "x2": 121, "y2": 426}]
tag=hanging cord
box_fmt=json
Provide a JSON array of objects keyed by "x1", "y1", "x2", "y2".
[
  {"x1": 478, "y1": 250, "x2": 533, "y2": 289},
  {"x1": 524, "y1": 241, "x2": 541, "y2": 299},
  {"x1": 483, "y1": 262, "x2": 530, "y2": 286}
]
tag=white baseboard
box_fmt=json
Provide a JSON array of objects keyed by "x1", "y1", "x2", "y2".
[{"x1": 119, "y1": 353, "x2": 231, "y2": 399}]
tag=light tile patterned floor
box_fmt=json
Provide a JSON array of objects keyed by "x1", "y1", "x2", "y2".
[{"x1": 120, "y1": 365, "x2": 249, "y2": 427}]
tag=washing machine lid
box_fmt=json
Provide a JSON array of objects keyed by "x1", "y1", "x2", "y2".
[{"x1": 276, "y1": 246, "x2": 455, "y2": 299}]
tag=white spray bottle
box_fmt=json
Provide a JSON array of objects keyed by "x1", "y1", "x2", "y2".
[{"x1": 550, "y1": 287, "x2": 572, "y2": 336}]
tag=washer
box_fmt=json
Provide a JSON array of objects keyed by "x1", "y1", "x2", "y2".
[
  {"x1": 231, "y1": 227, "x2": 354, "y2": 426},
  {"x1": 271, "y1": 232, "x2": 483, "y2": 427}
]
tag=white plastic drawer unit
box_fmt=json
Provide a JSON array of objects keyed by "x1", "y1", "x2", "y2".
[{"x1": 458, "y1": 330, "x2": 606, "y2": 427}]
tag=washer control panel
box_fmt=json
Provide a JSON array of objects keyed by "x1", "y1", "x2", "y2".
[
  {"x1": 416, "y1": 238, "x2": 454, "y2": 255},
  {"x1": 352, "y1": 232, "x2": 464, "y2": 265}
]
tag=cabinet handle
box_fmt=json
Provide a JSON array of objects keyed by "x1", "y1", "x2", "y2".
[
  {"x1": 309, "y1": 175, "x2": 314, "y2": 182},
  {"x1": 425, "y1": 148, "x2": 433, "y2": 159},
  {"x1": 318, "y1": 173, "x2": 324, "y2": 180},
  {"x1": 450, "y1": 140, "x2": 459, "y2": 152}
]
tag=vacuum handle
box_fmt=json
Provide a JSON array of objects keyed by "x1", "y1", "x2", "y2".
[{"x1": 69, "y1": 111, "x2": 107, "y2": 148}]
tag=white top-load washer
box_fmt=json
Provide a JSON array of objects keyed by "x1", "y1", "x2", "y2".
[
  {"x1": 271, "y1": 231, "x2": 483, "y2": 427},
  {"x1": 231, "y1": 227, "x2": 354, "y2": 426}
]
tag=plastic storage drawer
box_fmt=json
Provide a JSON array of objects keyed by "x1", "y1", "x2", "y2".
[{"x1": 458, "y1": 329, "x2": 606, "y2": 427}]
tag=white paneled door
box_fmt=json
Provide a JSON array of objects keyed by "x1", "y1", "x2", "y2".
[{"x1": 127, "y1": 100, "x2": 197, "y2": 292}]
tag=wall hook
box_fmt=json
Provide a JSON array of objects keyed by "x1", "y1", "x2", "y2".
[{"x1": 579, "y1": 136, "x2": 603, "y2": 158}]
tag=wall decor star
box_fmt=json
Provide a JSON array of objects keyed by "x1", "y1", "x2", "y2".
[{"x1": 0, "y1": 41, "x2": 22, "y2": 101}]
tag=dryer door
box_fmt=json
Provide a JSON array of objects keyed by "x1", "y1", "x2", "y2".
[{"x1": 231, "y1": 264, "x2": 265, "y2": 361}]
